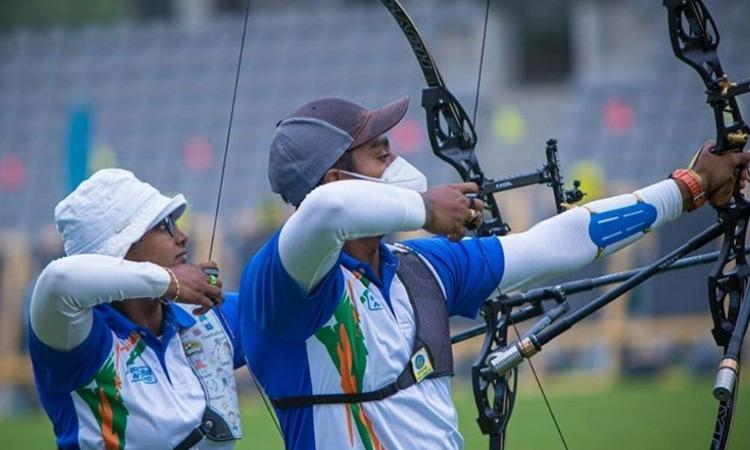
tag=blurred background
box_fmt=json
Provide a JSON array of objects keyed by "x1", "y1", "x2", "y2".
[{"x1": 0, "y1": 0, "x2": 748, "y2": 448}]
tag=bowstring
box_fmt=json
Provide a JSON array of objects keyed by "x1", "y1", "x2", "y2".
[
  {"x1": 508, "y1": 319, "x2": 570, "y2": 450},
  {"x1": 209, "y1": 0, "x2": 284, "y2": 440},
  {"x1": 472, "y1": 0, "x2": 491, "y2": 126},
  {"x1": 470, "y1": 0, "x2": 569, "y2": 447}
]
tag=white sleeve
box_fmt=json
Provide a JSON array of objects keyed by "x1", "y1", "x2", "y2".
[
  {"x1": 30, "y1": 254, "x2": 171, "y2": 351},
  {"x1": 278, "y1": 180, "x2": 426, "y2": 291},
  {"x1": 498, "y1": 179, "x2": 683, "y2": 292}
]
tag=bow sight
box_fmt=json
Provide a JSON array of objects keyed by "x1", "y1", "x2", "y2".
[{"x1": 421, "y1": 81, "x2": 585, "y2": 237}]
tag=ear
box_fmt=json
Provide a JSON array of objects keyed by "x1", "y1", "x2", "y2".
[{"x1": 320, "y1": 168, "x2": 344, "y2": 185}]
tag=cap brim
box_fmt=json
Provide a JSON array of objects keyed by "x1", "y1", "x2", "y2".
[
  {"x1": 97, "y1": 193, "x2": 188, "y2": 258},
  {"x1": 349, "y1": 97, "x2": 409, "y2": 149},
  {"x1": 147, "y1": 194, "x2": 187, "y2": 230}
]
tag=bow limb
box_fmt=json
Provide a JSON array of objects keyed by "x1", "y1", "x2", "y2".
[
  {"x1": 664, "y1": 0, "x2": 750, "y2": 154},
  {"x1": 380, "y1": 0, "x2": 510, "y2": 237}
]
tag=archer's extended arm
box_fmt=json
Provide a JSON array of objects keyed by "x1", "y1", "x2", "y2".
[{"x1": 498, "y1": 179, "x2": 683, "y2": 292}]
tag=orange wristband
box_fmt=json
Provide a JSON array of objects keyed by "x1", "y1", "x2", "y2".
[{"x1": 670, "y1": 169, "x2": 706, "y2": 210}]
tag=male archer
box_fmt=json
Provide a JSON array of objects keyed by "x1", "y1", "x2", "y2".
[{"x1": 238, "y1": 96, "x2": 748, "y2": 449}]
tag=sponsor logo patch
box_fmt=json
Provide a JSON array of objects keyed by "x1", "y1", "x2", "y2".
[
  {"x1": 128, "y1": 365, "x2": 157, "y2": 384},
  {"x1": 411, "y1": 347, "x2": 434, "y2": 382},
  {"x1": 363, "y1": 290, "x2": 383, "y2": 311}
]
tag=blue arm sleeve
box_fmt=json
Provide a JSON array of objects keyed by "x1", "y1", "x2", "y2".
[
  {"x1": 28, "y1": 310, "x2": 113, "y2": 393},
  {"x1": 404, "y1": 236, "x2": 504, "y2": 319},
  {"x1": 239, "y1": 232, "x2": 345, "y2": 340}
]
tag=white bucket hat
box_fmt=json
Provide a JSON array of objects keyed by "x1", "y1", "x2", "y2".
[{"x1": 54, "y1": 168, "x2": 187, "y2": 258}]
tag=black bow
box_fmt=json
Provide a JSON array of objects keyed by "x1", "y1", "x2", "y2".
[
  {"x1": 381, "y1": 1, "x2": 583, "y2": 449},
  {"x1": 664, "y1": 1, "x2": 750, "y2": 449}
]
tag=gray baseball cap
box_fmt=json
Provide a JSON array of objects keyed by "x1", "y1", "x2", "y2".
[{"x1": 268, "y1": 97, "x2": 409, "y2": 206}]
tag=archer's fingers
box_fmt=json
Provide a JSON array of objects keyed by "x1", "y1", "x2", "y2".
[
  {"x1": 197, "y1": 261, "x2": 219, "y2": 270},
  {"x1": 455, "y1": 182, "x2": 480, "y2": 194},
  {"x1": 730, "y1": 151, "x2": 750, "y2": 167},
  {"x1": 468, "y1": 209, "x2": 484, "y2": 227},
  {"x1": 203, "y1": 273, "x2": 223, "y2": 290},
  {"x1": 205, "y1": 296, "x2": 224, "y2": 308},
  {"x1": 204, "y1": 283, "x2": 224, "y2": 307},
  {"x1": 193, "y1": 306, "x2": 210, "y2": 316},
  {"x1": 189, "y1": 294, "x2": 215, "y2": 316},
  {"x1": 204, "y1": 285, "x2": 223, "y2": 301},
  {"x1": 740, "y1": 164, "x2": 750, "y2": 182}
]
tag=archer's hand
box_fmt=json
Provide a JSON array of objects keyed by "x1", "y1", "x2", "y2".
[
  {"x1": 165, "y1": 262, "x2": 224, "y2": 315},
  {"x1": 690, "y1": 140, "x2": 750, "y2": 207},
  {"x1": 421, "y1": 183, "x2": 485, "y2": 241}
]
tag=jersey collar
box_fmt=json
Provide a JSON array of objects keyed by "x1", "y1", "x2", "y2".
[
  {"x1": 340, "y1": 241, "x2": 400, "y2": 306},
  {"x1": 96, "y1": 302, "x2": 197, "y2": 342}
]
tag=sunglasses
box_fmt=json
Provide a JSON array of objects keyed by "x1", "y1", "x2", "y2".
[{"x1": 155, "y1": 214, "x2": 177, "y2": 237}]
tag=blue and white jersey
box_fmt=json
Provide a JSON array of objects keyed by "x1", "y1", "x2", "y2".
[
  {"x1": 29, "y1": 294, "x2": 244, "y2": 450},
  {"x1": 240, "y1": 232, "x2": 504, "y2": 450},
  {"x1": 239, "y1": 178, "x2": 683, "y2": 450}
]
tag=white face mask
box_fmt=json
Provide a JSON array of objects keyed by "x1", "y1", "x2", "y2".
[{"x1": 340, "y1": 156, "x2": 428, "y2": 193}]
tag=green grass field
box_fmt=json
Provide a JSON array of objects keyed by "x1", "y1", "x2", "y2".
[{"x1": 2, "y1": 377, "x2": 748, "y2": 449}]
